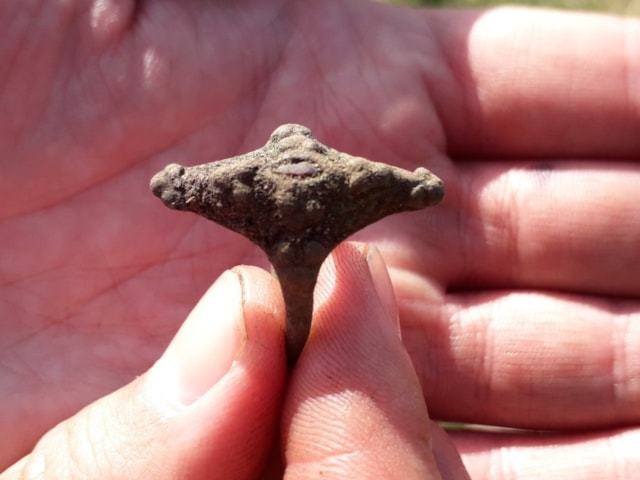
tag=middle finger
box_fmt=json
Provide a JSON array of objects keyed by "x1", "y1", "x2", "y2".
[{"x1": 386, "y1": 159, "x2": 640, "y2": 297}]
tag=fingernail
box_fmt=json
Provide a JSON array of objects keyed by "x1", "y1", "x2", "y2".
[
  {"x1": 150, "y1": 270, "x2": 246, "y2": 406},
  {"x1": 365, "y1": 245, "x2": 401, "y2": 337}
]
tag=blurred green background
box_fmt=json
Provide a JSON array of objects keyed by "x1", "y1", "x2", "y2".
[{"x1": 389, "y1": 0, "x2": 640, "y2": 15}]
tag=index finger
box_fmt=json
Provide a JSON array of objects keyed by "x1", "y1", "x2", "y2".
[
  {"x1": 425, "y1": 7, "x2": 640, "y2": 158},
  {"x1": 283, "y1": 244, "x2": 451, "y2": 479}
]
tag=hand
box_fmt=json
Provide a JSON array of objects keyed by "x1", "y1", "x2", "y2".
[
  {"x1": 1, "y1": 0, "x2": 638, "y2": 477},
  {"x1": 2, "y1": 243, "x2": 471, "y2": 478}
]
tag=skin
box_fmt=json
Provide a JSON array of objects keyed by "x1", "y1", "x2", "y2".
[{"x1": 1, "y1": 0, "x2": 639, "y2": 478}]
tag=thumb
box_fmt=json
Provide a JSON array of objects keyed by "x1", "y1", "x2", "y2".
[
  {"x1": 2, "y1": 266, "x2": 286, "y2": 480},
  {"x1": 282, "y1": 242, "x2": 470, "y2": 479}
]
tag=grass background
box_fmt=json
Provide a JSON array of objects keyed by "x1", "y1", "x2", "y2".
[{"x1": 389, "y1": 0, "x2": 640, "y2": 15}]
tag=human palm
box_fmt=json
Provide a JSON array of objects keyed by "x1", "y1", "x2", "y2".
[{"x1": 2, "y1": 0, "x2": 639, "y2": 477}]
